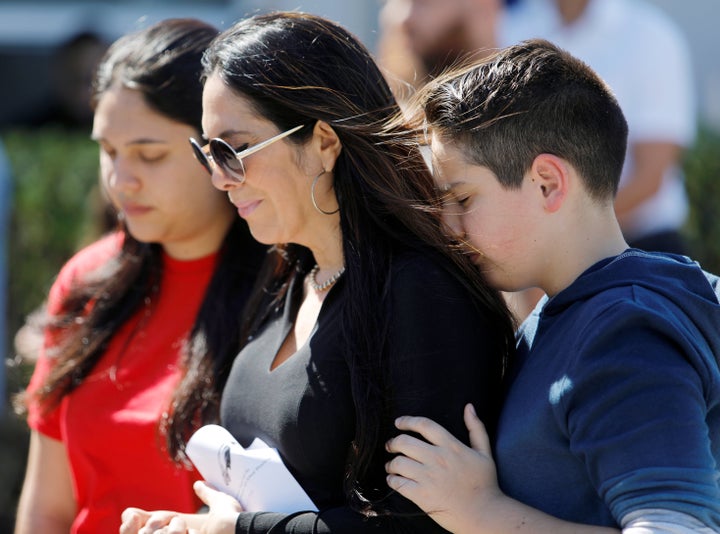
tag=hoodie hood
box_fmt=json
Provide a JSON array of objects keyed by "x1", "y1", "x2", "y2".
[{"x1": 542, "y1": 248, "x2": 720, "y2": 361}]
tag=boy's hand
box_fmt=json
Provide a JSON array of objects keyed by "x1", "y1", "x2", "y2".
[{"x1": 385, "y1": 403, "x2": 503, "y2": 533}]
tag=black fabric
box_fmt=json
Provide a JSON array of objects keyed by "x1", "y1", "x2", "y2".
[
  {"x1": 221, "y1": 251, "x2": 504, "y2": 533},
  {"x1": 628, "y1": 229, "x2": 691, "y2": 256}
]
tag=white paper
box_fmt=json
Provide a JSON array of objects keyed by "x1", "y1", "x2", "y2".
[{"x1": 186, "y1": 424, "x2": 318, "y2": 513}]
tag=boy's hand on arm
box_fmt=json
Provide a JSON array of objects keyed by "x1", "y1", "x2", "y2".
[
  {"x1": 386, "y1": 405, "x2": 620, "y2": 534},
  {"x1": 385, "y1": 403, "x2": 500, "y2": 533}
]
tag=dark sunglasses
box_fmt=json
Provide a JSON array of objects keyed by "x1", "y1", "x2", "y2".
[{"x1": 189, "y1": 124, "x2": 305, "y2": 183}]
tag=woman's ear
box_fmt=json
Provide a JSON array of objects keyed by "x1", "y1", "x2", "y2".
[
  {"x1": 312, "y1": 120, "x2": 342, "y2": 171},
  {"x1": 531, "y1": 153, "x2": 570, "y2": 213}
]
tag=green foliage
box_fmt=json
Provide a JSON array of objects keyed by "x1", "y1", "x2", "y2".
[
  {"x1": 5, "y1": 127, "x2": 101, "y2": 344},
  {"x1": 683, "y1": 125, "x2": 720, "y2": 274}
]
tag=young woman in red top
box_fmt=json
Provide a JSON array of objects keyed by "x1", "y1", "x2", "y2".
[{"x1": 14, "y1": 18, "x2": 265, "y2": 534}]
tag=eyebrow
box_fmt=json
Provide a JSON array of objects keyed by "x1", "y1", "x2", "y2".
[
  {"x1": 202, "y1": 129, "x2": 253, "y2": 142},
  {"x1": 90, "y1": 135, "x2": 168, "y2": 146},
  {"x1": 434, "y1": 179, "x2": 466, "y2": 193}
]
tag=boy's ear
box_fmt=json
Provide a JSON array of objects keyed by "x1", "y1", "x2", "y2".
[
  {"x1": 312, "y1": 120, "x2": 342, "y2": 171},
  {"x1": 530, "y1": 153, "x2": 570, "y2": 213}
]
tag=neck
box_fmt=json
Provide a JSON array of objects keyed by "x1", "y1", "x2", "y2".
[
  {"x1": 306, "y1": 217, "x2": 344, "y2": 273},
  {"x1": 555, "y1": 0, "x2": 591, "y2": 25},
  {"x1": 161, "y1": 208, "x2": 234, "y2": 260},
  {"x1": 542, "y1": 203, "x2": 627, "y2": 296}
]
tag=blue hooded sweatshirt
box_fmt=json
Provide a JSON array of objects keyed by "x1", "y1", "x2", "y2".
[{"x1": 496, "y1": 249, "x2": 720, "y2": 528}]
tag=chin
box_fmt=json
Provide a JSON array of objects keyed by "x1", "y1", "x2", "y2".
[
  {"x1": 124, "y1": 224, "x2": 162, "y2": 245},
  {"x1": 246, "y1": 225, "x2": 282, "y2": 247}
]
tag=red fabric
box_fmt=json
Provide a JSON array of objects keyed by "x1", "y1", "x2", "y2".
[{"x1": 27, "y1": 232, "x2": 216, "y2": 533}]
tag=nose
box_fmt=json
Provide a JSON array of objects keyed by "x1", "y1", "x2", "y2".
[
  {"x1": 441, "y1": 206, "x2": 465, "y2": 240},
  {"x1": 105, "y1": 155, "x2": 140, "y2": 194},
  {"x1": 210, "y1": 167, "x2": 241, "y2": 192}
]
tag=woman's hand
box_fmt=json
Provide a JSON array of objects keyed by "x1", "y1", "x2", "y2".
[
  {"x1": 119, "y1": 481, "x2": 242, "y2": 534},
  {"x1": 192, "y1": 481, "x2": 243, "y2": 533},
  {"x1": 119, "y1": 508, "x2": 191, "y2": 534},
  {"x1": 385, "y1": 403, "x2": 502, "y2": 533}
]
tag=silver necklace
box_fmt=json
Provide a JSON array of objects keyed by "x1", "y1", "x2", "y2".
[{"x1": 308, "y1": 264, "x2": 345, "y2": 292}]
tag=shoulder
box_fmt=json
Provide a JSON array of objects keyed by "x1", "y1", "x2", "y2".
[
  {"x1": 48, "y1": 232, "x2": 123, "y2": 305},
  {"x1": 389, "y1": 249, "x2": 469, "y2": 301},
  {"x1": 58, "y1": 232, "x2": 123, "y2": 279},
  {"x1": 386, "y1": 249, "x2": 494, "y2": 334},
  {"x1": 539, "y1": 249, "x2": 720, "y2": 350}
]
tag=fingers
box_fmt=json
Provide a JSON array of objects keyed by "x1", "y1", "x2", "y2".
[
  {"x1": 193, "y1": 480, "x2": 212, "y2": 505},
  {"x1": 164, "y1": 515, "x2": 189, "y2": 534},
  {"x1": 385, "y1": 431, "x2": 434, "y2": 461},
  {"x1": 464, "y1": 404, "x2": 491, "y2": 453},
  {"x1": 120, "y1": 508, "x2": 149, "y2": 534},
  {"x1": 386, "y1": 472, "x2": 420, "y2": 501},
  {"x1": 193, "y1": 480, "x2": 244, "y2": 513},
  {"x1": 137, "y1": 511, "x2": 181, "y2": 534},
  {"x1": 393, "y1": 415, "x2": 456, "y2": 446},
  {"x1": 385, "y1": 449, "x2": 424, "y2": 481}
]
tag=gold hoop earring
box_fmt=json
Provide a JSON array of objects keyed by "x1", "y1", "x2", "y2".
[{"x1": 311, "y1": 169, "x2": 339, "y2": 215}]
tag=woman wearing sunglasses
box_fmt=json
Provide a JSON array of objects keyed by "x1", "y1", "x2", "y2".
[
  {"x1": 15, "y1": 18, "x2": 266, "y2": 534},
  {"x1": 119, "y1": 11, "x2": 515, "y2": 534}
]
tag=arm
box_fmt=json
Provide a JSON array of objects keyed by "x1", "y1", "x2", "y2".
[
  {"x1": 613, "y1": 141, "x2": 682, "y2": 227},
  {"x1": 386, "y1": 405, "x2": 618, "y2": 534},
  {"x1": 388, "y1": 297, "x2": 720, "y2": 533},
  {"x1": 386, "y1": 407, "x2": 714, "y2": 534},
  {"x1": 15, "y1": 431, "x2": 76, "y2": 534}
]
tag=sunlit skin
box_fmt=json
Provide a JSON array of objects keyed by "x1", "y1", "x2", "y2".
[
  {"x1": 399, "y1": 0, "x2": 500, "y2": 61},
  {"x1": 200, "y1": 72, "x2": 343, "y2": 272},
  {"x1": 402, "y1": 0, "x2": 465, "y2": 56},
  {"x1": 92, "y1": 84, "x2": 234, "y2": 260},
  {"x1": 431, "y1": 133, "x2": 543, "y2": 293}
]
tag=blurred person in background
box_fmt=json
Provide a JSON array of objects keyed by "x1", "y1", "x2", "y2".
[
  {"x1": 27, "y1": 32, "x2": 110, "y2": 131},
  {"x1": 13, "y1": 18, "x2": 265, "y2": 534},
  {"x1": 379, "y1": 0, "x2": 697, "y2": 319}
]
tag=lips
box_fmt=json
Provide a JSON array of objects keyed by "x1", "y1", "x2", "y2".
[
  {"x1": 233, "y1": 199, "x2": 262, "y2": 218},
  {"x1": 120, "y1": 202, "x2": 153, "y2": 216}
]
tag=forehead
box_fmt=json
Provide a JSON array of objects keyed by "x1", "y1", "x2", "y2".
[
  {"x1": 430, "y1": 133, "x2": 468, "y2": 184},
  {"x1": 430, "y1": 132, "x2": 502, "y2": 191},
  {"x1": 201, "y1": 73, "x2": 264, "y2": 136},
  {"x1": 92, "y1": 85, "x2": 179, "y2": 139}
]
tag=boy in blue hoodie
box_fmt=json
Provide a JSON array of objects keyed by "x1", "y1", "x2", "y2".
[{"x1": 385, "y1": 39, "x2": 720, "y2": 533}]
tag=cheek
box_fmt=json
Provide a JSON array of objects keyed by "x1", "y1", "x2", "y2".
[
  {"x1": 459, "y1": 203, "x2": 508, "y2": 249},
  {"x1": 98, "y1": 154, "x2": 112, "y2": 184}
]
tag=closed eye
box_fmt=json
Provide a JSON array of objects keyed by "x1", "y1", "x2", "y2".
[{"x1": 139, "y1": 152, "x2": 167, "y2": 163}]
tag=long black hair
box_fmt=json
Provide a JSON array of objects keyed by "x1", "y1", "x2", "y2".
[
  {"x1": 203, "y1": 12, "x2": 515, "y2": 512},
  {"x1": 22, "y1": 18, "x2": 266, "y2": 462}
]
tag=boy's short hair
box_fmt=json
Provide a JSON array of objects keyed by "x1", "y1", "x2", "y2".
[{"x1": 422, "y1": 38, "x2": 628, "y2": 200}]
